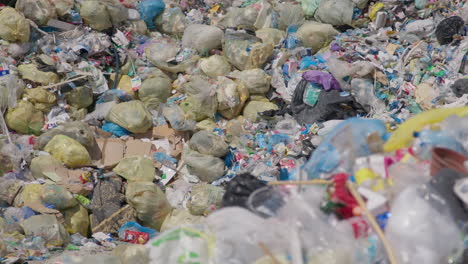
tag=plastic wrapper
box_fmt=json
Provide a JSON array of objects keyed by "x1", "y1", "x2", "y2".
[
  {"x1": 137, "y1": 0, "x2": 165, "y2": 29},
  {"x1": 25, "y1": 87, "x2": 57, "y2": 112},
  {"x1": 297, "y1": 22, "x2": 339, "y2": 53},
  {"x1": 0, "y1": 7, "x2": 30, "y2": 43},
  {"x1": 386, "y1": 186, "x2": 463, "y2": 264},
  {"x1": 180, "y1": 76, "x2": 218, "y2": 121},
  {"x1": 21, "y1": 215, "x2": 70, "y2": 246},
  {"x1": 216, "y1": 76, "x2": 249, "y2": 119},
  {"x1": 243, "y1": 100, "x2": 279, "y2": 122},
  {"x1": 18, "y1": 64, "x2": 59, "y2": 85},
  {"x1": 230, "y1": 68, "x2": 271, "y2": 95},
  {"x1": 146, "y1": 227, "x2": 212, "y2": 263},
  {"x1": 139, "y1": 73, "x2": 172, "y2": 110},
  {"x1": 30, "y1": 155, "x2": 63, "y2": 180},
  {"x1": 189, "y1": 130, "x2": 228, "y2": 158},
  {"x1": 155, "y1": 7, "x2": 187, "y2": 36},
  {"x1": 49, "y1": 0, "x2": 74, "y2": 16},
  {"x1": 63, "y1": 204, "x2": 89, "y2": 237},
  {"x1": 255, "y1": 28, "x2": 286, "y2": 46},
  {"x1": 183, "y1": 148, "x2": 225, "y2": 182},
  {"x1": 113, "y1": 244, "x2": 150, "y2": 264},
  {"x1": 182, "y1": 24, "x2": 224, "y2": 54},
  {"x1": 113, "y1": 156, "x2": 155, "y2": 182},
  {"x1": 219, "y1": 6, "x2": 259, "y2": 29},
  {"x1": 384, "y1": 106, "x2": 468, "y2": 152},
  {"x1": 299, "y1": 0, "x2": 322, "y2": 16},
  {"x1": 0, "y1": 74, "x2": 21, "y2": 110},
  {"x1": 5, "y1": 100, "x2": 44, "y2": 135},
  {"x1": 304, "y1": 118, "x2": 387, "y2": 179},
  {"x1": 163, "y1": 105, "x2": 196, "y2": 131},
  {"x1": 44, "y1": 135, "x2": 91, "y2": 168},
  {"x1": 199, "y1": 55, "x2": 232, "y2": 78},
  {"x1": 79, "y1": 0, "x2": 128, "y2": 31},
  {"x1": 15, "y1": 0, "x2": 55, "y2": 26},
  {"x1": 223, "y1": 32, "x2": 274, "y2": 71},
  {"x1": 126, "y1": 182, "x2": 172, "y2": 230},
  {"x1": 106, "y1": 100, "x2": 153, "y2": 134},
  {"x1": 187, "y1": 183, "x2": 225, "y2": 216}
]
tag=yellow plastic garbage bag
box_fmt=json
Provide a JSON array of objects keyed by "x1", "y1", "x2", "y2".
[
  {"x1": 16, "y1": 0, "x2": 55, "y2": 26},
  {"x1": 18, "y1": 64, "x2": 60, "y2": 85},
  {"x1": 230, "y1": 68, "x2": 271, "y2": 95},
  {"x1": 25, "y1": 87, "x2": 57, "y2": 112},
  {"x1": 216, "y1": 76, "x2": 249, "y2": 120},
  {"x1": 63, "y1": 204, "x2": 89, "y2": 237},
  {"x1": 199, "y1": 55, "x2": 232, "y2": 78},
  {"x1": 5, "y1": 100, "x2": 44, "y2": 135},
  {"x1": 21, "y1": 215, "x2": 70, "y2": 246},
  {"x1": 255, "y1": 28, "x2": 286, "y2": 46},
  {"x1": 106, "y1": 100, "x2": 153, "y2": 134},
  {"x1": 0, "y1": 7, "x2": 30, "y2": 43},
  {"x1": 243, "y1": 100, "x2": 279, "y2": 122},
  {"x1": 139, "y1": 74, "x2": 172, "y2": 110},
  {"x1": 297, "y1": 22, "x2": 339, "y2": 53},
  {"x1": 66, "y1": 86, "x2": 94, "y2": 109},
  {"x1": 126, "y1": 182, "x2": 172, "y2": 230},
  {"x1": 30, "y1": 155, "x2": 63, "y2": 179},
  {"x1": 44, "y1": 135, "x2": 91, "y2": 168},
  {"x1": 384, "y1": 106, "x2": 468, "y2": 152},
  {"x1": 113, "y1": 156, "x2": 155, "y2": 182}
]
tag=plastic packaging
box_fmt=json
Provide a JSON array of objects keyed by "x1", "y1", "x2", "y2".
[
  {"x1": 216, "y1": 76, "x2": 249, "y2": 119},
  {"x1": 63, "y1": 204, "x2": 90, "y2": 237},
  {"x1": 5, "y1": 100, "x2": 44, "y2": 135},
  {"x1": 137, "y1": 0, "x2": 165, "y2": 29},
  {"x1": 187, "y1": 183, "x2": 225, "y2": 216},
  {"x1": 182, "y1": 24, "x2": 224, "y2": 54},
  {"x1": 385, "y1": 186, "x2": 463, "y2": 264},
  {"x1": 44, "y1": 135, "x2": 92, "y2": 168},
  {"x1": 41, "y1": 184, "x2": 78, "y2": 210},
  {"x1": 18, "y1": 64, "x2": 59, "y2": 85},
  {"x1": 189, "y1": 131, "x2": 228, "y2": 158},
  {"x1": 0, "y1": 7, "x2": 30, "y2": 43},
  {"x1": 113, "y1": 156, "x2": 155, "y2": 182},
  {"x1": 255, "y1": 28, "x2": 286, "y2": 46},
  {"x1": 126, "y1": 182, "x2": 172, "y2": 230},
  {"x1": 36, "y1": 121, "x2": 97, "y2": 153},
  {"x1": 163, "y1": 105, "x2": 196, "y2": 131},
  {"x1": 113, "y1": 244, "x2": 150, "y2": 264},
  {"x1": 223, "y1": 32, "x2": 274, "y2": 71},
  {"x1": 297, "y1": 22, "x2": 339, "y2": 53},
  {"x1": 160, "y1": 209, "x2": 205, "y2": 232},
  {"x1": 139, "y1": 73, "x2": 172, "y2": 110},
  {"x1": 230, "y1": 68, "x2": 271, "y2": 95},
  {"x1": 155, "y1": 7, "x2": 186, "y2": 36},
  {"x1": 15, "y1": 0, "x2": 55, "y2": 26},
  {"x1": 183, "y1": 148, "x2": 226, "y2": 182},
  {"x1": 199, "y1": 55, "x2": 232, "y2": 78},
  {"x1": 21, "y1": 215, "x2": 70, "y2": 246},
  {"x1": 106, "y1": 100, "x2": 153, "y2": 134},
  {"x1": 384, "y1": 106, "x2": 468, "y2": 152},
  {"x1": 118, "y1": 221, "x2": 157, "y2": 242}
]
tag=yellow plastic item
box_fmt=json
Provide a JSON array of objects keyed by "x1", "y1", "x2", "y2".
[
  {"x1": 369, "y1": 3, "x2": 385, "y2": 21},
  {"x1": 355, "y1": 168, "x2": 378, "y2": 186},
  {"x1": 44, "y1": 135, "x2": 91, "y2": 168},
  {"x1": 63, "y1": 204, "x2": 89, "y2": 237},
  {"x1": 384, "y1": 106, "x2": 468, "y2": 152},
  {"x1": 5, "y1": 100, "x2": 44, "y2": 135},
  {"x1": 0, "y1": 7, "x2": 30, "y2": 43}
]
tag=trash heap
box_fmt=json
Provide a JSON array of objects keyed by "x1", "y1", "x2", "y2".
[{"x1": 0, "y1": 0, "x2": 467, "y2": 263}]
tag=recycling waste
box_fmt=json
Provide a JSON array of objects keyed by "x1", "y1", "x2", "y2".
[{"x1": 0, "y1": 0, "x2": 467, "y2": 263}]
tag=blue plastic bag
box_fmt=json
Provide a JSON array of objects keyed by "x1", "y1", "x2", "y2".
[
  {"x1": 137, "y1": 0, "x2": 166, "y2": 29},
  {"x1": 102, "y1": 122, "x2": 131, "y2": 137},
  {"x1": 118, "y1": 221, "x2": 157, "y2": 240}
]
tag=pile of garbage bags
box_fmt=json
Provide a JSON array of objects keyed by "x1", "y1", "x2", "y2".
[{"x1": 0, "y1": 0, "x2": 467, "y2": 263}]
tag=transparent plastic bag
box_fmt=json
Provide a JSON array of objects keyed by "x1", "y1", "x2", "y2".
[
  {"x1": 243, "y1": 100, "x2": 279, "y2": 122},
  {"x1": 216, "y1": 76, "x2": 249, "y2": 119},
  {"x1": 113, "y1": 244, "x2": 150, "y2": 264},
  {"x1": 223, "y1": 32, "x2": 274, "y2": 71},
  {"x1": 255, "y1": 28, "x2": 286, "y2": 46},
  {"x1": 126, "y1": 182, "x2": 172, "y2": 230},
  {"x1": 230, "y1": 68, "x2": 271, "y2": 95},
  {"x1": 106, "y1": 100, "x2": 153, "y2": 134},
  {"x1": 314, "y1": 0, "x2": 355, "y2": 26},
  {"x1": 113, "y1": 156, "x2": 155, "y2": 182},
  {"x1": 297, "y1": 22, "x2": 339, "y2": 53},
  {"x1": 44, "y1": 135, "x2": 92, "y2": 168},
  {"x1": 21, "y1": 215, "x2": 70, "y2": 246},
  {"x1": 180, "y1": 76, "x2": 218, "y2": 121},
  {"x1": 199, "y1": 55, "x2": 232, "y2": 78},
  {"x1": 139, "y1": 74, "x2": 172, "y2": 110},
  {"x1": 163, "y1": 105, "x2": 196, "y2": 131},
  {"x1": 219, "y1": 7, "x2": 259, "y2": 29},
  {"x1": 182, "y1": 24, "x2": 224, "y2": 54},
  {"x1": 0, "y1": 74, "x2": 20, "y2": 110},
  {"x1": 183, "y1": 148, "x2": 225, "y2": 182},
  {"x1": 66, "y1": 86, "x2": 94, "y2": 109},
  {"x1": 160, "y1": 209, "x2": 205, "y2": 232},
  {"x1": 16, "y1": 0, "x2": 55, "y2": 26},
  {"x1": 41, "y1": 184, "x2": 78, "y2": 210},
  {"x1": 155, "y1": 7, "x2": 187, "y2": 36},
  {"x1": 0, "y1": 7, "x2": 30, "y2": 43},
  {"x1": 277, "y1": 2, "x2": 305, "y2": 30},
  {"x1": 36, "y1": 121, "x2": 97, "y2": 154},
  {"x1": 189, "y1": 130, "x2": 229, "y2": 158},
  {"x1": 63, "y1": 204, "x2": 89, "y2": 237}
]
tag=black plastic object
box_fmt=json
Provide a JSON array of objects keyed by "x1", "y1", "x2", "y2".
[
  {"x1": 222, "y1": 173, "x2": 267, "y2": 208},
  {"x1": 435, "y1": 16, "x2": 465, "y2": 45},
  {"x1": 451, "y1": 79, "x2": 468, "y2": 98},
  {"x1": 290, "y1": 79, "x2": 367, "y2": 125}
]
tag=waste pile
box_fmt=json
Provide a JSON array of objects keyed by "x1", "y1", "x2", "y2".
[{"x1": 0, "y1": 0, "x2": 467, "y2": 263}]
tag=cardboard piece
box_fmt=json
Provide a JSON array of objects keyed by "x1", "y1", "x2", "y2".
[
  {"x1": 94, "y1": 138, "x2": 126, "y2": 169},
  {"x1": 125, "y1": 139, "x2": 153, "y2": 157}
]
